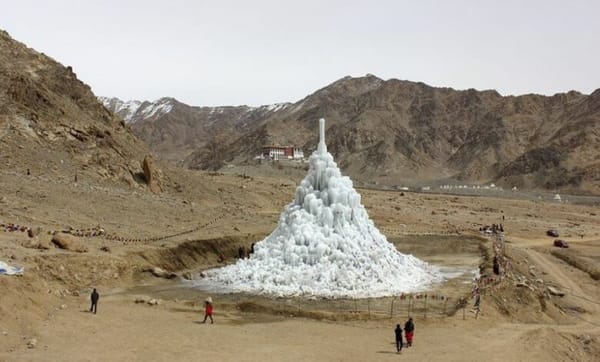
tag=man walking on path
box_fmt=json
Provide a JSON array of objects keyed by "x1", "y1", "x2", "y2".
[
  {"x1": 90, "y1": 288, "x2": 99, "y2": 314},
  {"x1": 404, "y1": 318, "x2": 415, "y2": 347},
  {"x1": 394, "y1": 324, "x2": 403, "y2": 353}
]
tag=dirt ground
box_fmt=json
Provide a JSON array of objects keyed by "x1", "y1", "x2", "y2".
[{"x1": 0, "y1": 167, "x2": 599, "y2": 361}]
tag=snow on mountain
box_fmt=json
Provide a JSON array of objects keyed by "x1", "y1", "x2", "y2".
[
  {"x1": 138, "y1": 98, "x2": 173, "y2": 119},
  {"x1": 99, "y1": 96, "x2": 290, "y2": 124},
  {"x1": 98, "y1": 96, "x2": 174, "y2": 123}
]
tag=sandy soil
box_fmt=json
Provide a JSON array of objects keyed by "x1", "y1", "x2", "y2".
[{"x1": 0, "y1": 168, "x2": 599, "y2": 361}]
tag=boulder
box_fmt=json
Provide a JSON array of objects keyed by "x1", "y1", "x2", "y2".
[
  {"x1": 147, "y1": 298, "x2": 161, "y2": 306},
  {"x1": 27, "y1": 227, "x2": 42, "y2": 238},
  {"x1": 51, "y1": 233, "x2": 88, "y2": 253},
  {"x1": 37, "y1": 236, "x2": 52, "y2": 250},
  {"x1": 145, "y1": 266, "x2": 177, "y2": 279},
  {"x1": 24, "y1": 235, "x2": 53, "y2": 250},
  {"x1": 141, "y1": 155, "x2": 163, "y2": 194},
  {"x1": 515, "y1": 282, "x2": 533, "y2": 290},
  {"x1": 27, "y1": 338, "x2": 37, "y2": 349},
  {"x1": 547, "y1": 286, "x2": 565, "y2": 297},
  {"x1": 580, "y1": 334, "x2": 592, "y2": 345}
]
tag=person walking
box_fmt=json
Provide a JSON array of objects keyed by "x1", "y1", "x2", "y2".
[
  {"x1": 394, "y1": 324, "x2": 403, "y2": 353},
  {"x1": 201, "y1": 297, "x2": 214, "y2": 324},
  {"x1": 493, "y1": 255, "x2": 500, "y2": 275},
  {"x1": 404, "y1": 317, "x2": 415, "y2": 347},
  {"x1": 90, "y1": 288, "x2": 99, "y2": 314}
]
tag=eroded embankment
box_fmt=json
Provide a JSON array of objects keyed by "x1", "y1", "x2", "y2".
[
  {"x1": 134, "y1": 234, "x2": 266, "y2": 273},
  {"x1": 551, "y1": 249, "x2": 600, "y2": 281}
]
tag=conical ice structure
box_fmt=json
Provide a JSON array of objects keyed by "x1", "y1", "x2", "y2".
[{"x1": 202, "y1": 119, "x2": 441, "y2": 298}]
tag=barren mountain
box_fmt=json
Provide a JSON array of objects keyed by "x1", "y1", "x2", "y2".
[
  {"x1": 99, "y1": 96, "x2": 291, "y2": 165},
  {"x1": 0, "y1": 30, "x2": 160, "y2": 191},
  {"x1": 107, "y1": 74, "x2": 599, "y2": 194}
]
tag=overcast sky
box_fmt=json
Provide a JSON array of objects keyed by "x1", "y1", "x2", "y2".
[{"x1": 2, "y1": 1, "x2": 599, "y2": 106}]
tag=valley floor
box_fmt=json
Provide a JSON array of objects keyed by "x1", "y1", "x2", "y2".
[{"x1": 0, "y1": 169, "x2": 599, "y2": 361}]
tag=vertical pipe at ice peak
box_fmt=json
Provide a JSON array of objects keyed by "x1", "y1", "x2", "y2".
[{"x1": 318, "y1": 118, "x2": 327, "y2": 154}]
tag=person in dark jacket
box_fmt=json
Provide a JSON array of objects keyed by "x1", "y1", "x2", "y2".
[
  {"x1": 404, "y1": 318, "x2": 415, "y2": 347},
  {"x1": 90, "y1": 288, "x2": 99, "y2": 314},
  {"x1": 493, "y1": 256, "x2": 500, "y2": 275},
  {"x1": 394, "y1": 324, "x2": 403, "y2": 353}
]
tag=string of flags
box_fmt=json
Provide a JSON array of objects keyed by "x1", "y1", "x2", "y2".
[
  {"x1": 477, "y1": 275, "x2": 501, "y2": 286},
  {"x1": 1, "y1": 223, "x2": 30, "y2": 233},
  {"x1": 1, "y1": 214, "x2": 224, "y2": 245},
  {"x1": 398, "y1": 293, "x2": 450, "y2": 301}
]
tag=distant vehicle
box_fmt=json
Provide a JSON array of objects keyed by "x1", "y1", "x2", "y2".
[
  {"x1": 546, "y1": 229, "x2": 559, "y2": 237},
  {"x1": 553, "y1": 239, "x2": 569, "y2": 248}
]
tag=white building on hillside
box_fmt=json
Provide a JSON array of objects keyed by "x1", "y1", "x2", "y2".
[{"x1": 261, "y1": 145, "x2": 304, "y2": 160}]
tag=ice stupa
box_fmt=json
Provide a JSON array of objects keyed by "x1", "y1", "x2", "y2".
[{"x1": 201, "y1": 119, "x2": 441, "y2": 298}]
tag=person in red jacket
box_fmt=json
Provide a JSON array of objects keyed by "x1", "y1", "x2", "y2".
[
  {"x1": 202, "y1": 297, "x2": 214, "y2": 324},
  {"x1": 404, "y1": 318, "x2": 414, "y2": 346}
]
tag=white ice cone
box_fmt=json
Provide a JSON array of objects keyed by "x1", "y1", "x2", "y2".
[{"x1": 200, "y1": 118, "x2": 442, "y2": 298}]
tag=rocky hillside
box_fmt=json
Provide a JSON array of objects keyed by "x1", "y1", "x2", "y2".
[
  {"x1": 100, "y1": 96, "x2": 291, "y2": 165},
  {"x1": 103, "y1": 77, "x2": 600, "y2": 195},
  {"x1": 0, "y1": 30, "x2": 161, "y2": 191}
]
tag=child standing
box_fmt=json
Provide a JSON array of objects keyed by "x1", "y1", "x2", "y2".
[{"x1": 202, "y1": 297, "x2": 214, "y2": 324}]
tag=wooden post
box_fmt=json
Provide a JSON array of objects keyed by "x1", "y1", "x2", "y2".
[
  {"x1": 390, "y1": 298, "x2": 395, "y2": 319},
  {"x1": 424, "y1": 296, "x2": 427, "y2": 319},
  {"x1": 408, "y1": 298, "x2": 411, "y2": 318},
  {"x1": 367, "y1": 299, "x2": 371, "y2": 318}
]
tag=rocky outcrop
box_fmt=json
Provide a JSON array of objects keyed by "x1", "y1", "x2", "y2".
[
  {"x1": 0, "y1": 29, "x2": 152, "y2": 190},
  {"x1": 51, "y1": 233, "x2": 88, "y2": 253},
  {"x1": 142, "y1": 155, "x2": 163, "y2": 194}
]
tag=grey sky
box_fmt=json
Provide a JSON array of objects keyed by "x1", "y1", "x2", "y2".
[{"x1": 3, "y1": 0, "x2": 599, "y2": 106}]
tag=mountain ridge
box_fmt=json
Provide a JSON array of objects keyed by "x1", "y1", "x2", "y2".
[{"x1": 101, "y1": 75, "x2": 600, "y2": 194}]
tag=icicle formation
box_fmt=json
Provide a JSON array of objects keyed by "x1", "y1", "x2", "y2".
[{"x1": 200, "y1": 119, "x2": 442, "y2": 298}]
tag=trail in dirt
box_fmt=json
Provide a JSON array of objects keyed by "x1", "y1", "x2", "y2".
[
  {"x1": 524, "y1": 249, "x2": 587, "y2": 296},
  {"x1": 514, "y1": 243, "x2": 600, "y2": 333}
]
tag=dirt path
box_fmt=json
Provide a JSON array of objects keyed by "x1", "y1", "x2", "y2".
[{"x1": 524, "y1": 249, "x2": 585, "y2": 295}]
